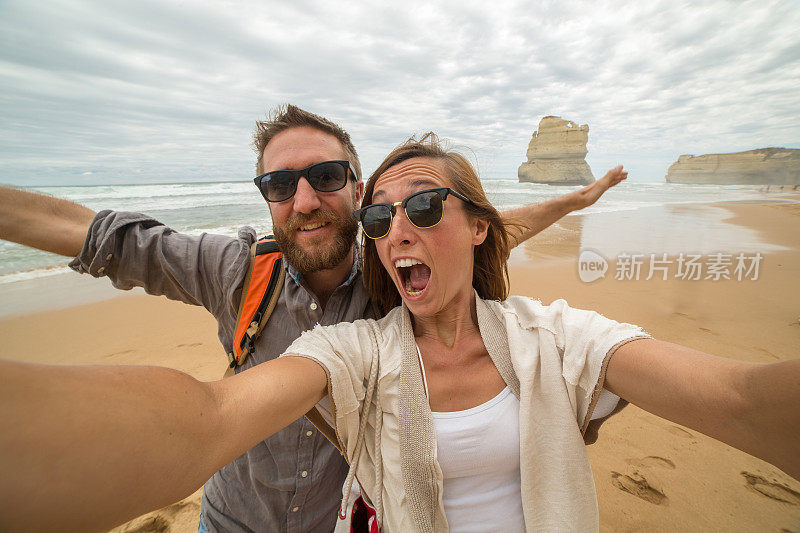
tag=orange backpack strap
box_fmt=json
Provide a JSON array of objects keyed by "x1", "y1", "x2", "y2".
[{"x1": 226, "y1": 235, "x2": 285, "y2": 370}]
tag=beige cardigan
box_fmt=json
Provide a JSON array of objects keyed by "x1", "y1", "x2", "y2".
[{"x1": 285, "y1": 293, "x2": 650, "y2": 532}]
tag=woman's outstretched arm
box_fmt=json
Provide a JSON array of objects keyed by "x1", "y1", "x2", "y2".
[
  {"x1": 605, "y1": 339, "x2": 800, "y2": 480},
  {"x1": 0, "y1": 356, "x2": 327, "y2": 532},
  {"x1": 502, "y1": 165, "x2": 627, "y2": 248}
]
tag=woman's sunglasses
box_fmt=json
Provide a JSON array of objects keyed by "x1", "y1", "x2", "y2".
[
  {"x1": 254, "y1": 160, "x2": 357, "y2": 203},
  {"x1": 354, "y1": 187, "x2": 477, "y2": 240}
]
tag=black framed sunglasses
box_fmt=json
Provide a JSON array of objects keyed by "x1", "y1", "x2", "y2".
[
  {"x1": 253, "y1": 160, "x2": 357, "y2": 203},
  {"x1": 354, "y1": 187, "x2": 477, "y2": 240}
]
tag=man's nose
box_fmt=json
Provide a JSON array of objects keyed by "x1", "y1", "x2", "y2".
[{"x1": 292, "y1": 176, "x2": 322, "y2": 214}]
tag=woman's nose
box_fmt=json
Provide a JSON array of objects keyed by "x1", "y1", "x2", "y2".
[
  {"x1": 292, "y1": 177, "x2": 322, "y2": 213},
  {"x1": 386, "y1": 207, "x2": 416, "y2": 247}
]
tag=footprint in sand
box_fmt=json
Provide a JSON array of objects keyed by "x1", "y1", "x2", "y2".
[
  {"x1": 112, "y1": 499, "x2": 200, "y2": 533},
  {"x1": 666, "y1": 425, "x2": 694, "y2": 439},
  {"x1": 753, "y1": 347, "x2": 779, "y2": 360},
  {"x1": 611, "y1": 470, "x2": 668, "y2": 505},
  {"x1": 698, "y1": 327, "x2": 720, "y2": 336},
  {"x1": 625, "y1": 456, "x2": 676, "y2": 470},
  {"x1": 103, "y1": 349, "x2": 134, "y2": 358},
  {"x1": 741, "y1": 472, "x2": 800, "y2": 506},
  {"x1": 176, "y1": 342, "x2": 203, "y2": 348},
  {"x1": 611, "y1": 456, "x2": 676, "y2": 505},
  {"x1": 119, "y1": 514, "x2": 169, "y2": 533}
]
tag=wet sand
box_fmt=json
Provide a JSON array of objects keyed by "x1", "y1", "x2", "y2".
[{"x1": 0, "y1": 198, "x2": 798, "y2": 531}]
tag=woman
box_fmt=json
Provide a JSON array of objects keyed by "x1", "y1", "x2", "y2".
[{"x1": 0, "y1": 135, "x2": 798, "y2": 532}]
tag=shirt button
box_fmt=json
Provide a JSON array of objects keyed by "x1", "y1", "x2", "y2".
[
  {"x1": 301, "y1": 470, "x2": 308, "y2": 478},
  {"x1": 306, "y1": 430, "x2": 313, "y2": 437},
  {"x1": 310, "y1": 302, "x2": 318, "y2": 311},
  {"x1": 292, "y1": 506, "x2": 299, "y2": 512},
  {"x1": 97, "y1": 266, "x2": 105, "y2": 274},
  {"x1": 105, "y1": 253, "x2": 113, "y2": 261}
]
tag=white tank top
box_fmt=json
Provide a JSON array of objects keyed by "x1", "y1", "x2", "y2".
[
  {"x1": 433, "y1": 387, "x2": 525, "y2": 532},
  {"x1": 417, "y1": 346, "x2": 524, "y2": 532},
  {"x1": 417, "y1": 345, "x2": 619, "y2": 532}
]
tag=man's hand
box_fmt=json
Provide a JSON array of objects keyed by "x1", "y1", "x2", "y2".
[
  {"x1": 0, "y1": 185, "x2": 96, "y2": 257},
  {"x1": 501, "y1": 165, "x2": 628, "y2": 249},
  {"x1": 571, "y1": 165, "x2": 627, "y2": 210}
]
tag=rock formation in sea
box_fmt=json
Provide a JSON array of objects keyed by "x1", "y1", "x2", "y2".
[
  {"x1": 665, "y1": 148, "x2": 800, "y2": 185},
  {"x1": 518, "y1": 116, "x2": 595, "y2": 185}
]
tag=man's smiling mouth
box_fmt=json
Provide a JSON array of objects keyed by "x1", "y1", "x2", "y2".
[{"x1": 298, "y1": 221, "x2": 329, "y2": 232}]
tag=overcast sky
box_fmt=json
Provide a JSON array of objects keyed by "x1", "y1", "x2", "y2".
[{"x1": 1, "y1": 0, "x2": 799, "y2": 186}]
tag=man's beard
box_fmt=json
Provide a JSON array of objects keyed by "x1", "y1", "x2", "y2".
[{"x1": 273, "y1": 208, "x2": 359, "y2": 274}]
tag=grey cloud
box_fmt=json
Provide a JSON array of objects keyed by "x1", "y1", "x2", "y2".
[{"x1": 0, "y1": 0, "x2": 798, "y2": 185}]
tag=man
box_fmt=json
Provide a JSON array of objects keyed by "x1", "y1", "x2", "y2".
[{"x1": 0, "y1": 104, "x2": 625, "y2": 532}]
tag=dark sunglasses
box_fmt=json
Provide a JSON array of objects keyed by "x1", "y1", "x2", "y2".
[
  {"x1": 354, "y1": 187, "x2": 477, "y2": 240},
  {"x1": 253, "y1": 160, "x2": 357, "y2": 203}
]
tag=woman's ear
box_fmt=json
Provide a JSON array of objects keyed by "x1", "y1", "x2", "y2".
[{"x1": 472, "y1": 218, "x2": 489, "y2": 246}]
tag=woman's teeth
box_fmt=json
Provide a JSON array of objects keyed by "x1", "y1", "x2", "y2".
[
  {"x1": 405, "y1": 279, "x2": 424, "y2": 296},
  {"x1": 394, "y1": 258, "x2": 423, "y2": 268}
]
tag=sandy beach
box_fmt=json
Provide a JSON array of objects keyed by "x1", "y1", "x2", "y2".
[{"x1": 1, "y1": 197, "x2": 798, "y2": 532}]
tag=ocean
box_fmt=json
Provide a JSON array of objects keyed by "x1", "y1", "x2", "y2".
[{"x1": 0, "y1": 180, "x2": 783, "y2": 284}]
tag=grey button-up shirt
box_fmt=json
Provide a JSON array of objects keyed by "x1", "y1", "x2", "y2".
[{"x1": 69, "y1": 210, "x2": 375, "y2": 532}]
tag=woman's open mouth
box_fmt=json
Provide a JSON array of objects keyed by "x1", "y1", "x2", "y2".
[{"x1": 394, "y1": 258, "x2": 431, "y2": 298}]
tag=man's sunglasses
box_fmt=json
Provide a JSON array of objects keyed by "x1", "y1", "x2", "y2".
[
  {"x1": 354, "y1": 187, "x2": 477, "y2": 240},
  {"x1": 254, "y1": 160, "x2": 357, "y2": 203}
]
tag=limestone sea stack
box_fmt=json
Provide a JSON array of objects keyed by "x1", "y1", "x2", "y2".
[
  {"x1": 518, "y1": 116, "x2": 595, "y2": 185},
  {"x1": 665, "y1": 148, "x2": 800, "y2": 185}
]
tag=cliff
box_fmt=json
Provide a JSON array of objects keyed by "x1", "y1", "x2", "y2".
[
  {"x1": 665, "y1": 148, "x2": 800, "y2": 185},
  {"x1": 518, "y1": 116, "x2": 595, "y2": 185}
]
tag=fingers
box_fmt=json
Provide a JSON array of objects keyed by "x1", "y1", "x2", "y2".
[{"x1": 602, "y1": 165, "x2": 627, "y2": 187}]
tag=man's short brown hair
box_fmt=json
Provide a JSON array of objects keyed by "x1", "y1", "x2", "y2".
[{"x1": 253, "y1": 104, "x2": 362, "y2": 180}]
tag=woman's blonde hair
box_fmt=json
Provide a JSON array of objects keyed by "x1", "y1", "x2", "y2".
[{"x1": 362, "y1": 133, "x2": 512, "y2": 315}]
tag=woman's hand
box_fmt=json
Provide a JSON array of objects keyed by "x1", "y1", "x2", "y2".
[
  {"x1": 605, "y1": 339, "x2": 800, "y2": 480},
  {"x1": 572, "y1": 165, "x2": 627, "y2": 210},
  {"x1": 0, "y1": 356, "x2": 327, "y2": 532}
]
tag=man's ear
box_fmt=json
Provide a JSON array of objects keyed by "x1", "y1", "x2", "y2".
[
  {"x1": 354, "y1": 180, "x2": 365, "y2": 206},
  {"x1": 472, "y1": 218, "x2": 489, "y2": 246}
]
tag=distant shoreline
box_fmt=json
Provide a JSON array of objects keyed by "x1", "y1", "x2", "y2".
[{"x1": 3, "y1": 195, "x2": 798, "y2": 318}]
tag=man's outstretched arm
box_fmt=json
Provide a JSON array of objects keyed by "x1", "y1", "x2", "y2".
[
  {"x1": 0, "y1": 185, "x2": 96, "y2": 257},
  {"x1": 0, "y1": 184, "x2": 253, "y2": 315},
  {"x1": 501, "y1": 165, "x2": 627, "y2": 248}
]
